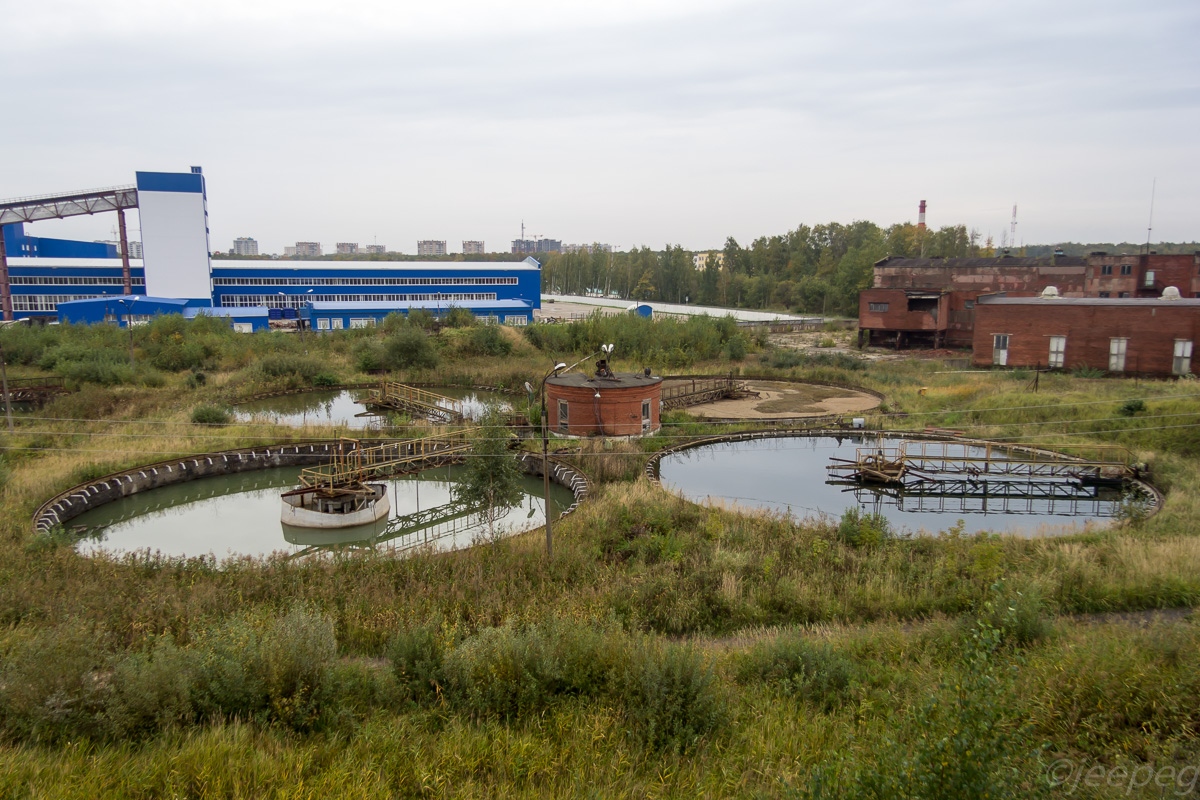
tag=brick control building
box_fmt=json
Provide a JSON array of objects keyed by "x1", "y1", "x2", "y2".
[
  {"x1": 546, "y1": 367, "x2": 662, "y2": 437},
  {"x1": 972, "y1": 292, "x2": 1200, "y2": 377},
  {"x1": 860, "y1": 252, "x2": 1200, "y2": 349}
]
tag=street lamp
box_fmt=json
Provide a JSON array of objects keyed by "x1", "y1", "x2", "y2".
[{"x1": 540, "y1": 361, "x2": 566, "y2": 558}]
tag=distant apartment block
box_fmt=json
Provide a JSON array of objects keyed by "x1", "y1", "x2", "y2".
[
  {"x1": 284, "y1": 246, "x2": 297, "y2": 257},
  {"x1": 462, "y1": 240, "x2": 486, "y2": 255},
  {"x1": 364, "y1": 244, "x2": 387, "y2": 255},
  {"x1": 95, "y1": 240, "x2": 144, "y2": 258},
  {"x1": 336, "y1": 242, "x2": 358, "y2": 255},
  {"x1": 232, "y1": 237, "x2": 259, "y2": 256},
  {"x1": 692, "y1": 251, "x2": 725, "y2": 269},
  {"x1": 563, "y1": 243, "x2": 612, "y2": 255},
  {"x1": 418, "y1": 240, "x2": 447, "y2": 256},
  {"x1": 511, "y1": 238, "x2": 561, "y2": 254},
  {"x1": 293, "y1": 241, "x2": 322, "y2": 257}
]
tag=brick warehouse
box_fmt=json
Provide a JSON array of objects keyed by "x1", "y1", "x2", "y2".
[
  {"x1": 971, "y1": 291, "x2": 1200, "y2": 377},
  {"x1": 859, "y1": 252, "x2": 1200, "y2": 348}
]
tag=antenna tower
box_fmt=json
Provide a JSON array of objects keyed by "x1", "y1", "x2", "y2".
[{"x1": 1009, "y1": 205, "x2": 1018, "y2": 251}]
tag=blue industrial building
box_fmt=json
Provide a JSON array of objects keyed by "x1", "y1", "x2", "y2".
[{"x1": 0, "y1": 168, "x2": 541, "y2": 328}]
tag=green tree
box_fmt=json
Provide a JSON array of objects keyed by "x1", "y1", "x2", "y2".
[{"x1": 453, "y1": 405, "x2": 525, "y2": 542}]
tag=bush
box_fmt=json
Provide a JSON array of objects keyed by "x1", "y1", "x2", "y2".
[
  {"x1": 387, "y1": 625, "x2": 447, "y2": 703},
  {"x1": 312, "y1": 373, "x2": 339, "y2": 387},
  {"x1": 735, "y1": 636, "x2": 858, "y2": 710},
  {"x1": 384, "y1": 328, "x2": 439, "y2": 370},
  {"x1": 406, "y1": 308, "x2": 436, "y2": 331},
  {"x1": 189, "y1": 607, "x2": 338, "y2": 730},
  {"x1": 191, "y1": 405, "x2": 232, "y2": 425},
  {"x1": 0, "y1": 622, "x2": 108, "y2": 741},
  {"x1": 58, "y1": 359, "x2": 135, "y2": 386},
  {"x1": 463, "y1": 326, "x2": 513, "y2": 357},
  {"x1": 724, "y1": 334, "x2": 748, "y2": 361},
  {"x1": 105, "y1": 637, "x2": 195, "y2": 739},
  {"x1": 836, "y1": 506, "x2": 894, "y2": 548},
  {"x1": 620, "y1": 641, "x2": 728, "y2": 752},
  {"x1": 354, "y1": 340, "x2": 388, "y2": 372},
  {"x1": 186, "y1": 370, "x2": 208, "y2": 389},
  {"x1": 444, "y1": 306, "x2": 477, "y2": 328},
  {"x1": 257, "y1": 353, "x2": 325, "y2": 382},
  {"x1": 1119, "y1": 398, "x2": 1147, "y2": 417}
]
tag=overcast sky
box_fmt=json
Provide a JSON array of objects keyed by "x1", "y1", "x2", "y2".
[{"x1": 2, "y1": 0, "x2": 1197, "y2": 254}]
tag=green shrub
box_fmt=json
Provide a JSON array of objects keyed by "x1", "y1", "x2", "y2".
[
  {"x1": 1118, "y1": 398, "x2": 1146, "y2": 416},
  {"x1": 961, "y1": 581, "x2": 1051, "y2": 648},
  {"x1": 384, "y1": 328, "x2": 439, "y2": 370},
  {"x1": 620, "y1": 641, "x2": 727, "y2": 752},
  {"x1": 464, "y1": 326, "x2": 513, "y2": 357},
  {"x1": 444, "y1": 306, "x2": 477, "y2": 328},
  {"x1": 353, "y1": 340, "x2": 388, "y2": 372},
  {"x1": 724, "y1": 334, "x2": 748, "y2": 361},
  {"x1": 191, "y1": 405, "x2": 232, "y2": 425},
  {"x1": 105, "y1": 637, "x2": 195, "y2": 739},
  {"x1": 836, "y1": 506, "x2": 894, "y2": 548},
  {"x1": 1072, "y1": 365, "x2": 1106, "y2": 379},
  {"x1": 256, "y1": 353, "x2": 324, "y2": 381},
  {"x1": 735, "y1": 636, "x2": 858, "y2": 710},
  {"x1": 387, "y1": 625, "x2": 447, "y2": 703},
  {"x1": 312, "y1": 373, "x2": 339, "y2": 387},
  {"x1": 58, "y1": 359, "x2": 135, "y2": 386},
  {"x1": 189, "y1": 607, "x2": 338, "y2": 730},
  {"x1": 0, "y1": 622, "x2": 108, "y2": 742},
  {"x1": 406, "y1": 308, "x2": 436, "y2": 331}
]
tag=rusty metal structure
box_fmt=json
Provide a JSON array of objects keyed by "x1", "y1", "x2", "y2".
[
  {"x1": 364, "y1": 381, "x2": 465, "y2": 423},
  {"x1": 0, "y1": 185, "x2": 140, "y2": 319}
]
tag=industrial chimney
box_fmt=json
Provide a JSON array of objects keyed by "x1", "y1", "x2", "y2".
[{"x1": 917, "y1": 200, "x2": 927, "y2": 230}]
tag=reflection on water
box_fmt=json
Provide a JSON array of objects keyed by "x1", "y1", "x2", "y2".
[
  {"x1": 72, "y1": 465, "x2": 573, "y2": 559},
  {"x1": 658, "y1": 435, "x2": 1138, "y2": 537},
  {"x1": 235, "y1": 388, "x2": 514, "y2": 428}
]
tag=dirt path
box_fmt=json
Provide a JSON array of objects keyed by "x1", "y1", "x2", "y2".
[{"x1": 681, "y1": 379, "x2": 880, "y2": 419}]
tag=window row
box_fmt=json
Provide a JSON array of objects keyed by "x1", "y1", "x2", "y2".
[
  {"x1": 10, "y1": 276, "x2": 145, "y2": 286},
  {"x1": 220, "y1": 293, "x2": 499, "y2": 308},
  {"x1": 992, "y1": 334, "x2": 1193, "y2": 375},
  {"x1": 1098, "y1": 264, "x2": 1134, "y2": 276},
  {"x1": 12, "y1": 294, "x2": 101, "y2": 312},
  {"x1": 212, "y1": 276, "x2": 518, "y2": 287}
]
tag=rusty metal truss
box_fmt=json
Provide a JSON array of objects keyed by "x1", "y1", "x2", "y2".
[{"x1": 0, "y1": 185, "x2": 138, "y2": 225}]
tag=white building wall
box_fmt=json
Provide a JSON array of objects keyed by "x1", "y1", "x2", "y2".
[{"x1": 135, "y1": 171, "x2": 213, "y2": 300}]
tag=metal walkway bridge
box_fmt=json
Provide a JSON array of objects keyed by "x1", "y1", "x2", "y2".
[
  {"x1": 363, "y1": 382, "x2": 465, "y2": 423},
  {"x1": 828, "y1": 439, "x2": 1136, "y2": 486},
  {"x1": 298, "y1": 430, "x2": 476, "y2": 493},
  {"x1": 285, "y1": 496, "x2": 489, "y2": 559},
  {"x1": 662, "y1": 376, "x2": 751, "y2": 410}
]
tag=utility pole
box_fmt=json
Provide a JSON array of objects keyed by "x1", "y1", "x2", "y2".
[{"x1": 0, "y1": 339, "x2": 12, "y2": 432}]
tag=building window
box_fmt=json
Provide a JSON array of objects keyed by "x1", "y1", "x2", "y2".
[
  {"x1": 349, "y1": 317, "x2": 376, "y2": 329},
  {"x1": 1100, "y1": 265, "x2": 1113, "y2": 276},
  {"x1": 1144, "y1": 270, "x2": 1156, "y2": 288},
  {"x1": 317, "y1": 318, "x2": 330, "y2": 331},
  {"x1": 963, "y1": 300, "x2": 975, "y2": 310},
  {"x1": 1173, "y1": 340, "x2": 1193, "y2": 376},
  {"x1": 992, "y1": 334, "x2": 1009, "y2": 366},
  {"x1": 1120, "y1": 264, "x2": 1133, "y2": 275},
  {"x1": 642, "y1": 399, "x2": 652, "y2": 432},
  {"x1": 1118, "y1": 292, "x2": 1131, "y2": 298},
  {"x1": 504, "y1": 315, "x2": 527, "y2": 326},
  {"x1": 331, "y1": 318, "x2": 344, "y2": 330},
  {"x1": 868, "y1": 302, "x2": 889, "y2": 312},
  {"x1": 1098, "y1": 292, "x2": 1111, "y2": 298},
  {"x1": 1048, "y1": 336, "x2": 1066, "y2": 368},
  {"x1": 232, "y1": 323, "x2": 253, "y2": 333},
  {"x1": 1109, "y1": 338, "x2": 1127, "y2": 372},
  {"x1": 558, "y1": 399, "x2": 569, "y2": 432}
]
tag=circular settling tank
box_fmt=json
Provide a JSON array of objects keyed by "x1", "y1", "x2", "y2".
[
  {"x1": 656, "y1": 434, "x2": 1149, "y2": 536},
  {"x1": 70, "y1": 465, "x2": 574, "y2": 560},
  {"x1": 235, "y1": 387, "x2": 514, "y2": 429}
]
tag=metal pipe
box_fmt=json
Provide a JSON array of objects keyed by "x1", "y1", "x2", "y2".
[
  {"x1": 117, "y1": 209, "x2": 132, "y2": 295},
  {"x1": 540, "y1": 361, "x2": 566, "y2": 558}
]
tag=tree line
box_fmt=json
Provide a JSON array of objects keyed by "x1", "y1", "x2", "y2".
[{"x1": 539, "y1": 221, "x2": 990, "y2": 317}]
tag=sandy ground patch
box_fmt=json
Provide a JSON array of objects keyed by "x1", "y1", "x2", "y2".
[{"x1": 680, "y1": 380, "x2": 880, "y2": 419}]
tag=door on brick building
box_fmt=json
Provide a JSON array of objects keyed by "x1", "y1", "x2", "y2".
[
  {"x1": 1109, "y1": 338, "x2": 1127, "y2": 372},
  {"x1": 1048, "y1": 336, "x2": 1066, "y2": 369},
  {"x1": 992, "y1": 334, "x2": 1009, "y2": 366},
  {"x1": 642, "y1": 399, "x2": 651, "y2": 433},
  {"x1": 1173, "y1": 340, "x2": 1193, "y2": 376}
]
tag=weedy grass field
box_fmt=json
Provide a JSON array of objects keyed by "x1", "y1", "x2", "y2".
[{"x1": 0, "y1": 316, "x2": 1198, "y2": 798}]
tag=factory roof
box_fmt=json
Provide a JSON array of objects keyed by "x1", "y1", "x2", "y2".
[{"x1": 546, "y1": 371, "x2": 663, "y2": 388}]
